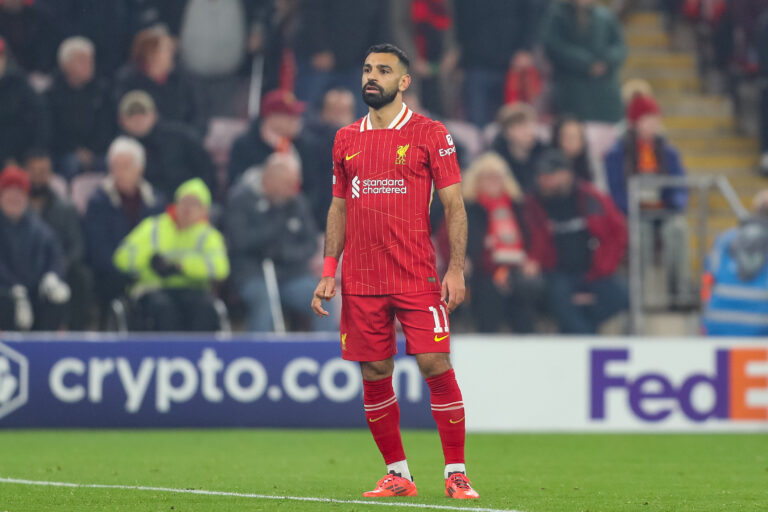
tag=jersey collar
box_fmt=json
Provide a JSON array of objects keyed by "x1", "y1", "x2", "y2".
[{"x1": 360, "y1": 103, "x2": 413, "y2": 132}]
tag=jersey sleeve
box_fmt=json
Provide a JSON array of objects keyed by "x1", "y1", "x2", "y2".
[
  {"x1": 426, "y1": 121, "x2": 461, "y2": 190},
  {"x1": 331, "y1": 131, "x2": 347, "y2": 198}
]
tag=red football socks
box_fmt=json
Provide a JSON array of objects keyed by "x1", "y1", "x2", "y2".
[
  {"x1": 363, "y1": 376, "x2": 406, "y2": 465},
  {"x1": 426, "y1": 369, "x2": 466, "y2": 465}
]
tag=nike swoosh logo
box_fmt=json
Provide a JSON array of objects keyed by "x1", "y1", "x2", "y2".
[
  {"x1": 434, "y1": 335, "x2": 449, "y2": 342},
  {"x1": 369, "y1": 413, "x2": 389, "y2": 423},
  {"x1": 449, "y1": 417, "x2": 464, "y2": 424},
  {"x1": 345, "y1": 151, "x2": 362, "y2": 161}
]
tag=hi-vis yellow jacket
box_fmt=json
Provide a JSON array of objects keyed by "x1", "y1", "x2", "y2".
[{"x1": 113, "y1": 211, "x2": 230, "y2": 296}]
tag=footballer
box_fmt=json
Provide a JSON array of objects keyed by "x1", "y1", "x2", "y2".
[{"x1": 311, "y1": 43, "x2": 477, "y2": 499}]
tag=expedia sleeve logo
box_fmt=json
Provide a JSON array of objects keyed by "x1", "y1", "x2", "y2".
[{"x1": 0, "y1": 343, "x2": 29, "y2": 420}]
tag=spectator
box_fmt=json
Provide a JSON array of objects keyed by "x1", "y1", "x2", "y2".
[
  {"x1": 47, "y1": 37, "x2": 114, "y2": 180},
  {"x1": 84, "y1": 137, "x2": 165, "y2": 321},
  {"x1": 225, "y1": 152, "x2": 327, "y2": 332},
  {"x1": 756, "y1": 8, "x2": 768, "y2": 173},
  {"x1": 228, "y1": 89, "x2": 318, "y2": 187},
  {"x1": 302, "y1": 88, "x2": 356, "y2": 227},
  {"x1": 172, "y1": 0, "x2": 260, "y2": 117},
  {"x1": 702, "y1": 190, "x2": 768, "y2": 336},
  {"x1": 118, "y1": 90, "x2": 215, "y2": 199},
  {"x1": 542, "y1": 0, "x2": 626, "y2": 159},
  {"x1": 464, "y1": 152, "x2": 542, "y2": 333},
  {"x1": 25, "y1": 149, "x2": 93, "y2": 330},
  {"x1": 0, "y1": 36, "x2": 49, "y2": 167},
  {"x1": 491, "y1": 103, "x2": 548, "y2": 193},
  {"x1": 394, "y1": 0, "x2": 459, "y2": 118},
  {"x1": 114, "y1": 25, "x2": 203, "y2": 133},
  {"x1": 114, "y1": 178, "x2": 229, "y2": 331},
  {"x1": 42, "y1": 0, "x2": 136, "y2": 79},
  {"x1": 0, "y1": 0, "x2": 57, "y2": 73},
  {"x1": 605, "y1": 94, "x2": 690, "y2": 303},
  {"x1": 454, "y1": 0, "x2": 547, "y2": 127},
  {"x1": 552, "y1": 115, "x2": 595, "y2": 183},
  {"x1": 0, "y1": 166, "x2": 69, "y2": 331},
  {"x1": 293, "y1": 0, "x2": 391, "y2": 114},
  {"x1": 524, "y1": 150, "x2": 628, "y2": 334},
  {"x1": 258, "y1": 0, "x2": 303, "y2": 94}
]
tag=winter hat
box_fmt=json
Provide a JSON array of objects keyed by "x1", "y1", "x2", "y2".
[
  {"x1": 261, "y1": 90, "x2": 305, "y2": 118},
  {"x1": 536, "y1": 149, "x2": 572, "y2": 175},
  {"x1": 175, "y1": 178, "x2": 211, "y2": 208},
  {"x1": 119, "y1": 90, "x2": 156, "y2": 117},
  {"x1": 0, "y1": 166, "x2": 30, "y2": 194},
  {"x1": 627, "y1": 94, "x2": 661, "y2": 124}
]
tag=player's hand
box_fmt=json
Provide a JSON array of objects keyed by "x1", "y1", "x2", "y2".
[
  {"x1": 441, "y1": 268, "x2": 465, "y2": 313},
  {"x1": 311, "y1": 277, "x2": 336, "y2": 317}
]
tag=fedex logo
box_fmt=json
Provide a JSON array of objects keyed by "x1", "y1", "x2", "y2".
[{"x1": 590, "y1": 349, "x2": 768, "y2": 423}]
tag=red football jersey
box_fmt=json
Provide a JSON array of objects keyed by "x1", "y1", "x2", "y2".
[{"x1": 332, "y1": 103, "x2": 461, "y2": 295}]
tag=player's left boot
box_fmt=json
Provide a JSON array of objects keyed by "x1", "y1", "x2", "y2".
[
  {"x1": 445, "y1": 472, "x2": 479, "y2": 499},
  {"x1": 362, "y1": 472, "x2": 418, "y2": 497}
]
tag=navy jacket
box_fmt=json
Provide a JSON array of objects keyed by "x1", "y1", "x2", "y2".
[
  {"x1": 605, "y1": 133, "x2": 688, "y2": 215},
  {"x1": 83, "y1": 178, "x2": 165, "y2": 277},
  {"x1": 0, "y1": 209, "x2": 65, "y2": 291}
]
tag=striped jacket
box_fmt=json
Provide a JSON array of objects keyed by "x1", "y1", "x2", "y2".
[{"x1": 702, "y1": 226, "x2": 768, "y2": 336}]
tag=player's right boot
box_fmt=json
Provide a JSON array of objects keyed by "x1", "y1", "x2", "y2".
[{"x1": 362, "y1": 472, "x2": 418, "y2": 497}]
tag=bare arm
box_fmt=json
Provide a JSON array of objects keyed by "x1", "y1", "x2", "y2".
[
  {"x1": 312, "y1": 197, "x2": 346, "y2": 317},
  {"x1": 323, "y1": 197, "x2": 346, "y2": 259},
  {"x1": 437, "y1": 183, "x2": 467, "y2": 312}
]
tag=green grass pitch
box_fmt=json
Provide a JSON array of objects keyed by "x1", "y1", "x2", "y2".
[{"x1": 0, "y1": 429, "x2": 766, "y2": 511}]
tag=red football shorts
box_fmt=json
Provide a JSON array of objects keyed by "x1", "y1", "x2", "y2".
[{"x1": 339, "y1": 292, "x2": 451, "y2": 361}]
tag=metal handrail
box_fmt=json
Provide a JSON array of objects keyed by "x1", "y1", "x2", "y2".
[{"x1": 627, "y1": 174, "x2": 748, "y2": 334}]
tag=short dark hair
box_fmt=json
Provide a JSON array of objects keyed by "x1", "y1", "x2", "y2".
[
  {"x1": 24, "y1": 147, "x2": 51, "y2": 164},
  {"x1": 364, "y1": 43, "x2": 410, "y2": 71}
]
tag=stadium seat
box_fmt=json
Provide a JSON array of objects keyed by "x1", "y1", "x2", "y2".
[
  {"x1": 204, "y1": 117, "x2": 248, "y2": 168},
  {"x1": 50, "y1": 174, "x2": 69, "y2": 198},
  {"x1": 107, "y1": 296, "x2": 232, "y2": 334},
  {"x1": 70, "y1": 172, "x2": 106, "y2": 215}
]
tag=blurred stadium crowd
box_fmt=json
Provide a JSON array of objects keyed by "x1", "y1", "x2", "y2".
[{"x1": 0, "y1": 0, "x2": 767, "y2": 335}]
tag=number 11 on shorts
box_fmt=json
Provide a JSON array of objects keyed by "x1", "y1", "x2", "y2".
[{"x1": 429, "y1": 305, "x2": 450, "y2": 333}]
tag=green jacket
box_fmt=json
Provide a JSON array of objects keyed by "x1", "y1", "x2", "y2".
[
  {"x1": 113, "y1": 211, "x2": 230, "y2": 296},
  {"x1": 543, "y1": 1, "x2": 626, "y2": 123}
]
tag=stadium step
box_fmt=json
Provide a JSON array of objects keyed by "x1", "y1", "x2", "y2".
[
  {"x1": 626, "y1": 31, "x2": 670, "y2": 50},
  {"x1": 668, "y1": 136, "x2": 757, "y2": 153},
  {"x1": 626, "y1": 11, "x2": 664, "y2": 28},
  {"x1": 664, "y1": 116, "x2": 734, "y2": 131},
  {"x1": 625, "y1": 10, "x2": 762, "y2": 285},
  {"x1": 683, "y1": 154, "x2": 758, "y2": 171}
]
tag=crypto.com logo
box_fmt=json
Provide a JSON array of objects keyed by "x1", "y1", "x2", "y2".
[{"x1": 0, "y1": 342, "x2": 28, "y2": 420}]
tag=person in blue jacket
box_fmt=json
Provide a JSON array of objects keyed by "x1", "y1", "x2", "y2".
[
  {"x1": 702, "y1": 190, "x2": 768, "y2": 336},
  {"x1": 605, "y1": 93, "x2": 690, "y2": 306}
]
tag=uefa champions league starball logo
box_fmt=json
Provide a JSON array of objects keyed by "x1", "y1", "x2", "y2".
[
  {"x1": 0, "y1": 357, "x2": 18, "y2": 402},
  {"x1": 0, "y1": 343, "x2": 28, "y2": 421}
]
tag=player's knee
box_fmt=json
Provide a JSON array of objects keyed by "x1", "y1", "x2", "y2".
[
  {"x1": 415, "y1": 353, "x2": 452, "y2": 379},
  {"x1": 360, "y1": 359, "x2": 394, "y2": 381}
]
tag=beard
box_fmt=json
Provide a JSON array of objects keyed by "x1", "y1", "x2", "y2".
[{"x1": 362, "y1": 82, "x2": 398, "y2": 109}]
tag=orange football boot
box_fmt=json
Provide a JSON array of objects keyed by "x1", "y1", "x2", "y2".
[
  {"x1": 362, "y1": 473, "x2": 418, "y2": 497},
  {"x1": 445, "y1": 472, "x2": 479, "y2": 499}
]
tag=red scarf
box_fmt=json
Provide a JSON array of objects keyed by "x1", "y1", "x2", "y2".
[{"x1": 476, "y1": 193, "x2": 525, "y2": 272}]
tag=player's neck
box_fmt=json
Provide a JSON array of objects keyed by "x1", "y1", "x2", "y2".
[{"x1": 368, "y1": 99, "x2": 404, "y2": 130}]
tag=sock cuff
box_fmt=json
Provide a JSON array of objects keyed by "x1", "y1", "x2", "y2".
[
  {"x1": 425, "y1": 368, "x2": 457, "y2": 394},
  {"x1": 363, "y1": 375, "x2": 395, "y2": 406}
]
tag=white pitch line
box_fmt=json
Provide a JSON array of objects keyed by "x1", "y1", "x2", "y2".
[{"x1": 0, "y1": 476, "x2": 524, "y2": 512}]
